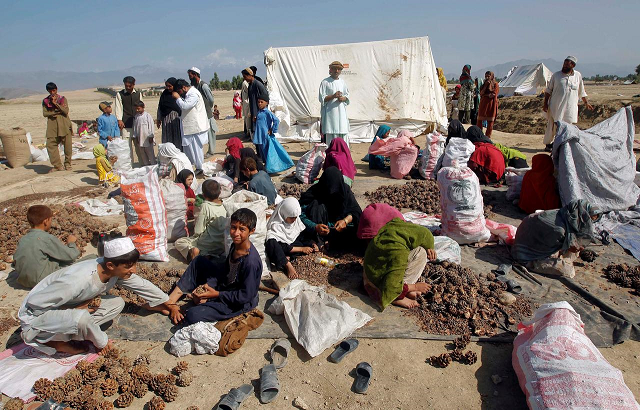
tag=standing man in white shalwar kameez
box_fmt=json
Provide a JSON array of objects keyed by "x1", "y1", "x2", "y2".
[
  {"x1": 173, "y1": 78, "x2": 209, "y2": 175},
  {"x1": 18, "y1": 237, "x2": 178, "y2": 355},
  {"x1": 542, "y1": 56, "x2": 593, "y2": 152},
  {"x1": 319, "y1": 61, "x2": 350, "y2": 148}
]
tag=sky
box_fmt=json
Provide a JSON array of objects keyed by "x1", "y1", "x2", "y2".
[{"x1": 1, "y1": 0, "x2": 639, "y2": 77}]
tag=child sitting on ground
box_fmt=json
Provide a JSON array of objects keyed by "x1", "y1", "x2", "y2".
[
  {"x1": 174, "y1": 179, "x2": 226, "y2": 262},
  {"x1": 14, "y1": 205, "x2": 81, "y2": 288},
  {"x1": 265, "y1": 197, "x2": 318, "y2": 279},
  {"x1": 176, "y1": 169, "x2": 196, "y2": 221},
  {"x1": 97, "y1": 101, "x2": 120, "y2": 148},
  {"x1": 213, "y1": 104, "x2": 220, "y2": 120},
  {"x1": 93, "y1": 144, "x2": 119, "y2": 187},
  {"x1": 167, "y1": 208, "x2": 262, "y2": 325},
  {"x1": 240, "y1": 157, "x2": 277, "y2": 205},
  {"x1": 133, "y1": 101, "x2": 156, "y2": 166},
  {"x1": 253, "y1": 95, "x2": 279, "y2": 162},
  {"x1": 18, "y1": 237, "x2": 178, "y2": 355}
]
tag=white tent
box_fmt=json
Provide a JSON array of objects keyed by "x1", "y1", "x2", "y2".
[
  {"x1": 498, "y1": 63, "x2": 552, "y2": 97},
  {"x1": 264, "y1": 36, "x2": 447, "y2": 144}
]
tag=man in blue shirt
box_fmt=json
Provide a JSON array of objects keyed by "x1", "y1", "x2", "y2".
[{"x1": 97, "y1": 101, "x2": 120, "y2": 148}]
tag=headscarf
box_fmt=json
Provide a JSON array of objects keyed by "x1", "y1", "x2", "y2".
[
  {"x1": 357, "y1": 203, "x2": 404, "y2": 240},
  {"x1": 558, "y1": 199, "x2": 600, "y2": 252},
  {"x1": 158, "y1": 142, "x2": 193, "y2": 174},
  {"x1": 300, "y1": 166, "x2": 362, "y2": 225},
  {"x1": 396, "y1": 129, "x2": 414, "y2": 140},
  {"x1": 226, "y1": 137, "x2": 244, "y2": 160},
  {"x1": 466, "y1": 126, "x2": 493, "y2": 144},
  {"x1": 176, "y1": 169, "x2": 194, "y2": 188},
  {"x1": 93, "y1": 144, "x2": 112, "y2": 172},
  {"x1": 158, "y1": 77, "x2": 182, "y2": 117},
  {"x1": 519, "y1": 154, "x2": 561, "y2": 214},
  {"x1": 323, "y1": 137, "x2": 357, "y2": 181},
  {"x1": 436, "y1": 68, "x2": 447, "y2": 90},
  {"x1": 266, "y1": 197, "x2": 306, "y2": 244},
  {"x1": 460, "y1": 65, "x2": 473, "y2": 85},
  {"x1": 176, "y1": 169, "x2": 196, "y2": 219},
  {"x1": 375, "y1": 125, "x2": 391, "y2": 138},
  {"x1": 233, "y1": 91, "x2": 242, "y2": 108},
  {"x1": 447, "y1": 119, "x2": 467, "y2": 141},
  {"x1": 482, "y1": 71, "x2": 496, "y2": 92},
  {"x1": 468, "y1": 142, "x2": 506, "y2": 184}
]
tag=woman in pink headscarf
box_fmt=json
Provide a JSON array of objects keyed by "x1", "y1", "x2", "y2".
[
  {"x1": 323, "y1": 137, "x2": 357, "y2": 186},
  {"x1": 357, "y1": 203, "x2": 405, "y2": 240},
  {"x1": 368, "y1": 129, "x2": 419, "y2": 179},
  {"x1": 233, "y1": 91, "x2": 242, "y2": 119}
]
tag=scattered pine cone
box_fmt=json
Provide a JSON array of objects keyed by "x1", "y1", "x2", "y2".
[
  {"x1": 449, "y1": 349, "x2": 464, "y2": 362},
  {"x1": 158, "y1": 383, "x2": 178, "y2": 402},
  {"x1": 33, "y1": 378, "x2": 52, "y2": 401},
  {"x1": 579, "y1": 249, "x2": 598, "y2": 262},
  {"x1": 76, "y1": 360, "x2": 93, "y2": 374},
  {"x1": 172, "y1": 361, "x2": 189, "y2": 375},
  {"x1": 117, "y1": 373, "x2": 133, "y2": 393},
  {"x1": 147, "y1": 396, "x2": 166, "y2": 410},
  {"x1": 165, "y1": 374, "x2": 177, "y2": 385},
  {"x1": 150, "y1": 374, "x2": 168, "y2": 393},
  {"x1": 131, "y1": 379, "x2": 148, "y2": 398},
  {"x1": 51, "y1": 377, "x2": 71, "y2": 394},
  {"x1": 118, "y1": 356, "x2": 133, "y2": 370},
  {"x1": 88, "y1": 296, "x2": 102, "y2": 309},
  {"x1": 82, "y1": 366, "x2": 100, "y2": 384},
  {"x1": 176, "y1": 371, "x2": 193, "y2": 387},
  {"x1": 93, "y1": 356, "x2": 106, "y2": 370},
  {"x1": 131, "y1": 364, "x2": 151, "y2": 384},
  {"x1": 115, "y1": 392, "x2": 134, "y2": 408},
  {"x1": 67, "y1": 391, "x2": 86, "y2": 409},
  {"x1": 463, "y1": 350, "x2": 477, "y2": 365},
  {"x1": 96, "y1": 401, "x2": 115, "y2": 410},
  {"x1": 78, "y1": 396, "x2": 100, "y2": 410},
  {"x1": 133, "y1": 353, "x2": 151, "y2": 366},
  {"x1": 104, "y1": 347, "x2": 122, "y2": 360},
  {"x1": 101, "y1": 378, "x2": 119, "y2": 397},
  {"x1": 64, "y1": 368, "x2": 83, "y2": 390},
  {"x1": 453, "y1": 334, "x2": 471, "y2": 350},
  {"x1": 428, "y1": 353, "x2": 452, "y2": 368},
  {"x1": 3, "y1": 398, "x2": 24, "y2": 410},
  {"x1": 185, "y1": 407, "x2": 200, "y2": 410}
]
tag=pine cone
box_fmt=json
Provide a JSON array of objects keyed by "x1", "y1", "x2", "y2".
[
  {"x1": 117, "y1": 373, "x2": 133, "y2": 393},
  {"x1": 193, "y1": 285, "x2": 207, "y2": 295},
  {"x1": 82, "y1": 366, "x2": 100, "y2": 384},
  {"x1": 115, "y1": 392, "x2": 134, "y2": 408},
  {"x1": 176, "y1": 371, "x2": 193, "y2": 387},
  {"x1": 32, "y1": 378, "x2": 52, "y2": 401},
  {"x1": 450, "y1": 349, "x2": 464, "y2": 362},
  {"x1": 104, "y1": 347, "x2": 121, "y2": 360},
  {"x1": 101, "y1": 378, "x2": 119, "y2": 397},
  {"x1": 3, "y1": 397, "x2": 24, "y2": 410},
  {"x1": 93, "y1": 356, "x2": 106, "y2": 370},
  {"x1": 185, "y1": 407, "x2": 200, "y2": 410},
  {"x1": 76, "y1": 360, "x2": 93, "y2": 374},
  {"x1": 453, "y1": 334, "x2": 471, "y2": 350},
  {"x1": 158, "y1": 382, "x2": 178, "y2": 402},
  {"x1": 133, "y1": 353, "x2": 151, "y2": 366},
  {"x1": 88, "y1": 296, "x2": 102, "y2": 309},
  {"x1": 130, "y1": 364, "x2": 152, "y2": 384},
  {"x1": 150, "y1": 374, "x2": 168, "y2": 393},
  {"x1": 118, "y1": 356, "x2": 133, "y2": 370},
  {"x1": 96, "y1": 401, "x2": 115, "y2": 410},
  {"x1": 131, "y1": 379, "x2": 148, "y2": 398},
  {"x1": 51, "y1": 377, "x2": 71, "y2": 394},
  {"x1": 463, "y1": 350, "x2": 478, "y2": 365},
  {"x1": 172, "y1": 361, "x2": 189, "y2": 375},
  {"x1": 64, "y1": 368, "x2": 83, "y2": 391},
  {"x1": 428, "y1": 353, "x2": 452, "y2": 368},
  {"x1": 107, "y1": 365, "x2": 125, "y2": 380},
  {"x1": 165, "y1": 374, "x2": 177, "y2": 385},
  {"x1": 147, "y1": 396, "x2": 166, "y2": 410},
  {"x1": 67, "y1": 391, "x2": 86, "y2": 409},
  {"x1": 49, "y1": 387, "x2": 66, "y2": 404}
]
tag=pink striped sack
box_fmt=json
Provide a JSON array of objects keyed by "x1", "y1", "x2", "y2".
[
  {"x1": 296, "y1": 144, "x2": 327, "y2": 184},
  {"x1": 419, "y1": 132, "x2": 446, "y2": 180}
]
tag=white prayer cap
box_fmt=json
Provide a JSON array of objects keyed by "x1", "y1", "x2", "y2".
[
  {"x1": 189, "y1": 67, "x2": 201, "y2": 75},
  {"x1": 104, "y1": 237, "x2": 136, "y2": 258},
  {"x1": 565, "y1": 56, "x2": 577, "y2": 64}
]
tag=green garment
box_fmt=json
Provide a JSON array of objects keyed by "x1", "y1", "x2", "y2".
[
  {"x1": 14, "y1": 229, "x2": 80, "y2": 288},
  {"x1": 193, "y1": 200, "x2": 227, "y2": 256},
  {"x1": 363, "y1": 219, "x2": 434, "y2": 309},
  {"x1": 494, "y1": 143, "x2": 527, "y2": 164}
]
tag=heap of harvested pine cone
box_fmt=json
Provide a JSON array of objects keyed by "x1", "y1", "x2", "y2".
[
  {"x1": 289, "y1": 252, "x2": 363, "y2": 288},
  {"x1": 109, "y1": 263, "x2": 182, "y2": 307},
  {"x1": 428, "y1": 334, "x2": 477, "y2": 368},
  {"x1": 405, "y1": 262, "x2": 534, "y2": 336},
  {"x1": 278, "y1": 183, "x2": 311, "y2": 200},
  {"x1": 31, "y1": 348, "x2": 191, "y2": 409},
  {"x1": 364, "y1": 180, "x2": 441, "y2": 214},
  {"x1": 603, "y1": 263, "x2": 640, "y2": 293},
  {"x1": 0, "y1": 204, "x2": 119, "y2": 263}
]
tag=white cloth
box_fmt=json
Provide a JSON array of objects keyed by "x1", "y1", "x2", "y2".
[
  {"x1": 183, "y1": 132, "x2": 207, "y2": 170},
  {"x1": 545, "y1": 70, "x2": 587, "y2": 143},
  {"x1": 169, "y1": 322, "x2": 221, "y2": 357},
  {"x1": 319, "y1": 77, "x2": 350, "y2": 135},
  {"x1": 133, "y1": 111, "x2": 154, "y2": 147},
  {"x1": 266, "y1": 197, "x2": 306, "y2": 244},
  {"x1": 104, "y1": 237, "x2": 135, "y2": 257},
  {"x1": 18, "y1": 259, "x2": 169, "y2": 355},
  {"x1": 176, "y1": 87, "x2": 209, "y2": 135},
  {"x1": 158, "y1": 142, "x2": 193, "y2": 174}
]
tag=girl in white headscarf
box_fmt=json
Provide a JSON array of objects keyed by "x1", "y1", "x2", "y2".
[
  {"x1": 266, "y1": 197, "x2": 318, "y2": 278},
  {"x1": 158, "y1": 142, "x2": 193, "y2": 180}
]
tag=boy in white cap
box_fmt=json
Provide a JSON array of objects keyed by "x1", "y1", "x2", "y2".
[
  {"x1": 542, "y1": 56, "x2": 593, "y2": 151},
  {"x1": 18, "y1": 237, "x2": 178, "y2": 355},
  {"x1": 319, "y1": 61, "x2": 350, "y2": 148}
]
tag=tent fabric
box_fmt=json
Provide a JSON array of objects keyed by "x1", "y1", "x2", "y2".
[
  {"x1": 553, "y1": 106, "x2": 639, "y2": 212},
  {"x1": 498, "y1": 63, "x2": 552, "y2": 97},
  {"x1": 264, "y1": 36, "x2": 448, "y2": 144}
]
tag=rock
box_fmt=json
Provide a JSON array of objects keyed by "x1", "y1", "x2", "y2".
[
  {"x1": 491, "y1": 374, "x2": 503, "y2": 385},
  {"x1": 498, "y1": 292, "x2": 516, "y2": 306}
]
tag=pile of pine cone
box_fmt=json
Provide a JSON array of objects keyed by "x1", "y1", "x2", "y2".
[
  {"x1": 428, "y1": 334, "x2": 477, "y2": 368},
  {"x1": 603, "y1": 263, "x2": 640, "y2": 293},
  {"x1": 364, "y1": 180, "x2": 441, "y2": 214},
  {"x1": 109, "y1": 263, "x2": 182, "y2": 307}
]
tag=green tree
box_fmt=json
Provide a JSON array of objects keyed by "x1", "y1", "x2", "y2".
[
  {"x1": 210, "y1": 72, "x2": 220, "y2": 90},
  {"x1": 635, "y1": 64, "x2": 640, "y2": 75},
  {"x1": 232, "y1": 75, "x2": 243, "y2": 90}
]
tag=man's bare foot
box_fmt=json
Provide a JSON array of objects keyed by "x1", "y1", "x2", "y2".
[
  {"x1": 144, "y1": 303, "x2": 170, "y2": 315},
  {"x1": 48, "y1": 167, "x2": 63, "y2": 173},
  {"x1": 45, "y1": 341, "x2": 88, "y2": 355},
  {"x1": 285, "y1": 262, "x2": 299, "y2": 279},
  {"x1": 407, "y1": 291, "x2": 420, "y2": 300},
  {"x1": 392, "y1": 297, "x2": 419, "y2": 309},
  {"x1": 188, "y1": 248, "x2": 200, "y2": 262}
]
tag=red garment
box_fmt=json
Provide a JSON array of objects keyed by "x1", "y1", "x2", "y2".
[
  {"x1": 469, "y1": 142, "x2": 505, "y2": 184},
  {"x1": 185, "y1": 186, "x2": 196, "y2": 220},
  {"x1": 357, "y1": 203, "x2": 404, "y2": 240},
  {"x1": 226, "y1": 137, "x2": 244, "y2": 159},
  {"x1": 478, "y1": 83, "x2": 499, "y2": 121},
  {"x1": 323, "y1": 137, "x2": 357, "y2": 180},
  {"x1": 234, "y1": 106, "x2": 242, "y2": 119},
  {"x1": 519, "y1": 154, "x2": 561, "y2": 214}
]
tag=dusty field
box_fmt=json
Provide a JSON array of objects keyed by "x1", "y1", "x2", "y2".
[{"x1": 0, "y1": 87, "x2": 639, "y2": 409}]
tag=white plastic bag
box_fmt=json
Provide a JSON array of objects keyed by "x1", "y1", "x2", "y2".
[
  {"x1": 159, "y1": 179, "x2": 188, "y2": 242},
  {"x1": 296, "y1": 143, "x2": 327, "y2": 184},
  {"x1": 441, "y1": 137, "x2": 475, "y2": 168},
  {"x1": 120, "y1": 166, "x2": 169, "y2": 261},
  {"x1": 437, "y1": 163, "x2": 491, "y2": 244},
  {"x1": 202, "y1": 159, "x2": 224, "y2": 177},
  {"x1": 268, "y1": 280, "x2": 372, "y2": 357},
  {"x1": 433, "y1": 236, "x2": 461, "y2": 264},
  {"x1": 505, "y1": 167, "x2": 531, "y2": 201},
  {"x1": 419, "y1": 132, "x2": 446, "y2": 180},
  {"x1": 403, "y1": 211, "x2": 441, "y2": 233},
  {"x1": 223, "y1": 190, "x2": 269, "y2": 275},
  {"x1": 196, "y1": 175, "x2": 234, "y2": 199},
  {"x1": 513, "y1": 302, "x2": 639, "y2": 410},
  {"x1": 169, "y1": 322, "x2": 222, "y2": 357},
  {"x1": 107, "y1": 138, "x2": 132, "y2": 173}
]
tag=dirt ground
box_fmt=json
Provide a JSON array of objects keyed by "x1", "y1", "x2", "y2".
[{"x1": 0, "y1": 87, "x2": 639, "y2": 409}]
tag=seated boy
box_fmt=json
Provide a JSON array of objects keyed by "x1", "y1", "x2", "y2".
[
  {"x1": 240, "y1": 156, "x2": 277, "y2": 205},
  {"x1": 174, "y1": 179, "x2": 227, "y2": 262},
  {"x1": 14, "y1": 205, "x2": 81, "y2": 288},
  {"x1": 167, "y1": 208, "x2": 262, "y2": 325},
  {"x1": 18, "y1": 237, "x2": 178, "y2": 355}
]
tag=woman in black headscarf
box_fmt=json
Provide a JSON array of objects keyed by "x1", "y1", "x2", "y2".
[
  {"x1": 299, "y1": 167, "x2": 363, "y2": 249},
  {"x1": 156, "y1": 77, "x2": 183, "y2": 149},
  {"x1": 446, "y1": 119, "x2": 467, "y2": 145}
]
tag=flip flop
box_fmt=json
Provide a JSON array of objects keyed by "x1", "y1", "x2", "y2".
[
  {"x1": 492, "y1": 264, "x2": 512, "y2": 276},
  {"x1": 259, "y1": 364, "x2": 280, "y2": 404},
  {"x1": 353, "y1": 362, "x2": 372, "y2": 394},
  {"x1": 215, "y1": 384, "x2": 254, "y2": 410},
  {"x1": 497, "y1": 276, "x2": 522, "y2": 294},
  {"x1": 329, "y1": 338, "x2": 359, "y2": 363},
  {"x1": 269, "y1": 339, "x2": 291, "y2": 369}
]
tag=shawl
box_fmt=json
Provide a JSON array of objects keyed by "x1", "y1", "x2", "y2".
[
  {"x1": 482, "y1": 71, "x2": 496, "y2": 92},
  {"x1": 158, "y1": 78, "x2": 182, "y2": 117},
  {"x1": 469, "y1": 142, "x2": 506, "y2": 183},
  {"x1": 266, "y1": 197, "x2": 306, "y2": 244},
  {"x1": 437, "y1": 68, "x2": 447, "y2": 90},
  {"x1": 93, "y1": 144, "x2": 112, "y2": 172},
  {"x1": 323, "y1": 137, "x2": 357, "y2": 180},
  {"x1": 459, "y1": 65, "x2": 473, "y2": 85},
  {"x1": 376, "y1": 125, "x2": 391, "y2": 138},
  {"x1": 446, "y1": 119, "x2": 467, "y2": 145},
  {"x1": 226, "y1": 137, "x2": 244, "y2": 160},
  {"x1": 300, "y1": 166, "x2": 362, "y2": 225},
  {"x1": 494, "y1": 143, "x2": 527, "y2": 163},
  {"x1": 466, "y1": 126, "x2": 493, "y2": 144},
  {"x1": 363, "y1": 218, "x2": 434, "y2": 309},
  {"x1": 158, "y1": 142, "x2": 193, "y2": 174},
  {"x1": 42, "y1": 95, "x2": 66, "y2": 110},
  {"x1": 357, "y1": 203, "x2": 404, "y2": 240},
  {"x1": 519, "y1": 154, "x2": 561, "y2": 214}
]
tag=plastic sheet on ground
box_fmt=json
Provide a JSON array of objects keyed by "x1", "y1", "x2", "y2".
[
  {"x1": 597, "y1": 209, "x2": 640, "y2": 262},
  {"x1": 402, "y1": 211, "x2": 441, "y2": 233},
  {"x1": 77, "y1": 198, "x2": 123, "y2": 216}
]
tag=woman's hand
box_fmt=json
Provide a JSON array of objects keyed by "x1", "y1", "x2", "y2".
[
  {"x1": 334, "y1": 219, "x2": 347, "y2": 232},
  {"x1": 427, "y1": 248, "x2": 437, "y2": 261},
  {"x1": 315, "y1": 224, "x2": 330, "y2": 236}
]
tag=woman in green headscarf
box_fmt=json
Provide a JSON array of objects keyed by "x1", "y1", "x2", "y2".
[
  {"x1": 458, "y1": 65, "x2": 475, "y2": 124},
  {"x1": 365, "y1": 124, "x2": 391, "y2": 170},
  {"x1": 93, "y1": 144, "x2": 119, "y2": 186}
]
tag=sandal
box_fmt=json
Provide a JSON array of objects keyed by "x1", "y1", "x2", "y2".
[
  {"x1": 497, "y1": 276, "x2": 522, "y2": 294},
  {"x1": 269, "y1": 339, "x2": 291, "y2": 369},
  {"x1": 215, "y1": 384, "x2": 254, "y2": 410},
  {"x1": 259, "y1": 364, "x2": 280, "y2": 404},
  {"x1": 353, "y1": 362, "x2": 372, "y2": 394},
  {"x1": 329, "y1": 338, "x2": 359, "y2": 363}
]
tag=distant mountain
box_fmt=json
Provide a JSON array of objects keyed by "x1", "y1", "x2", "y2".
[
  {"x1": 446, "y1": 59, "x2": 636, "y2": 80},
  {"x1": 0, "y1": 87, "x2": 39, "y2": 100}
]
